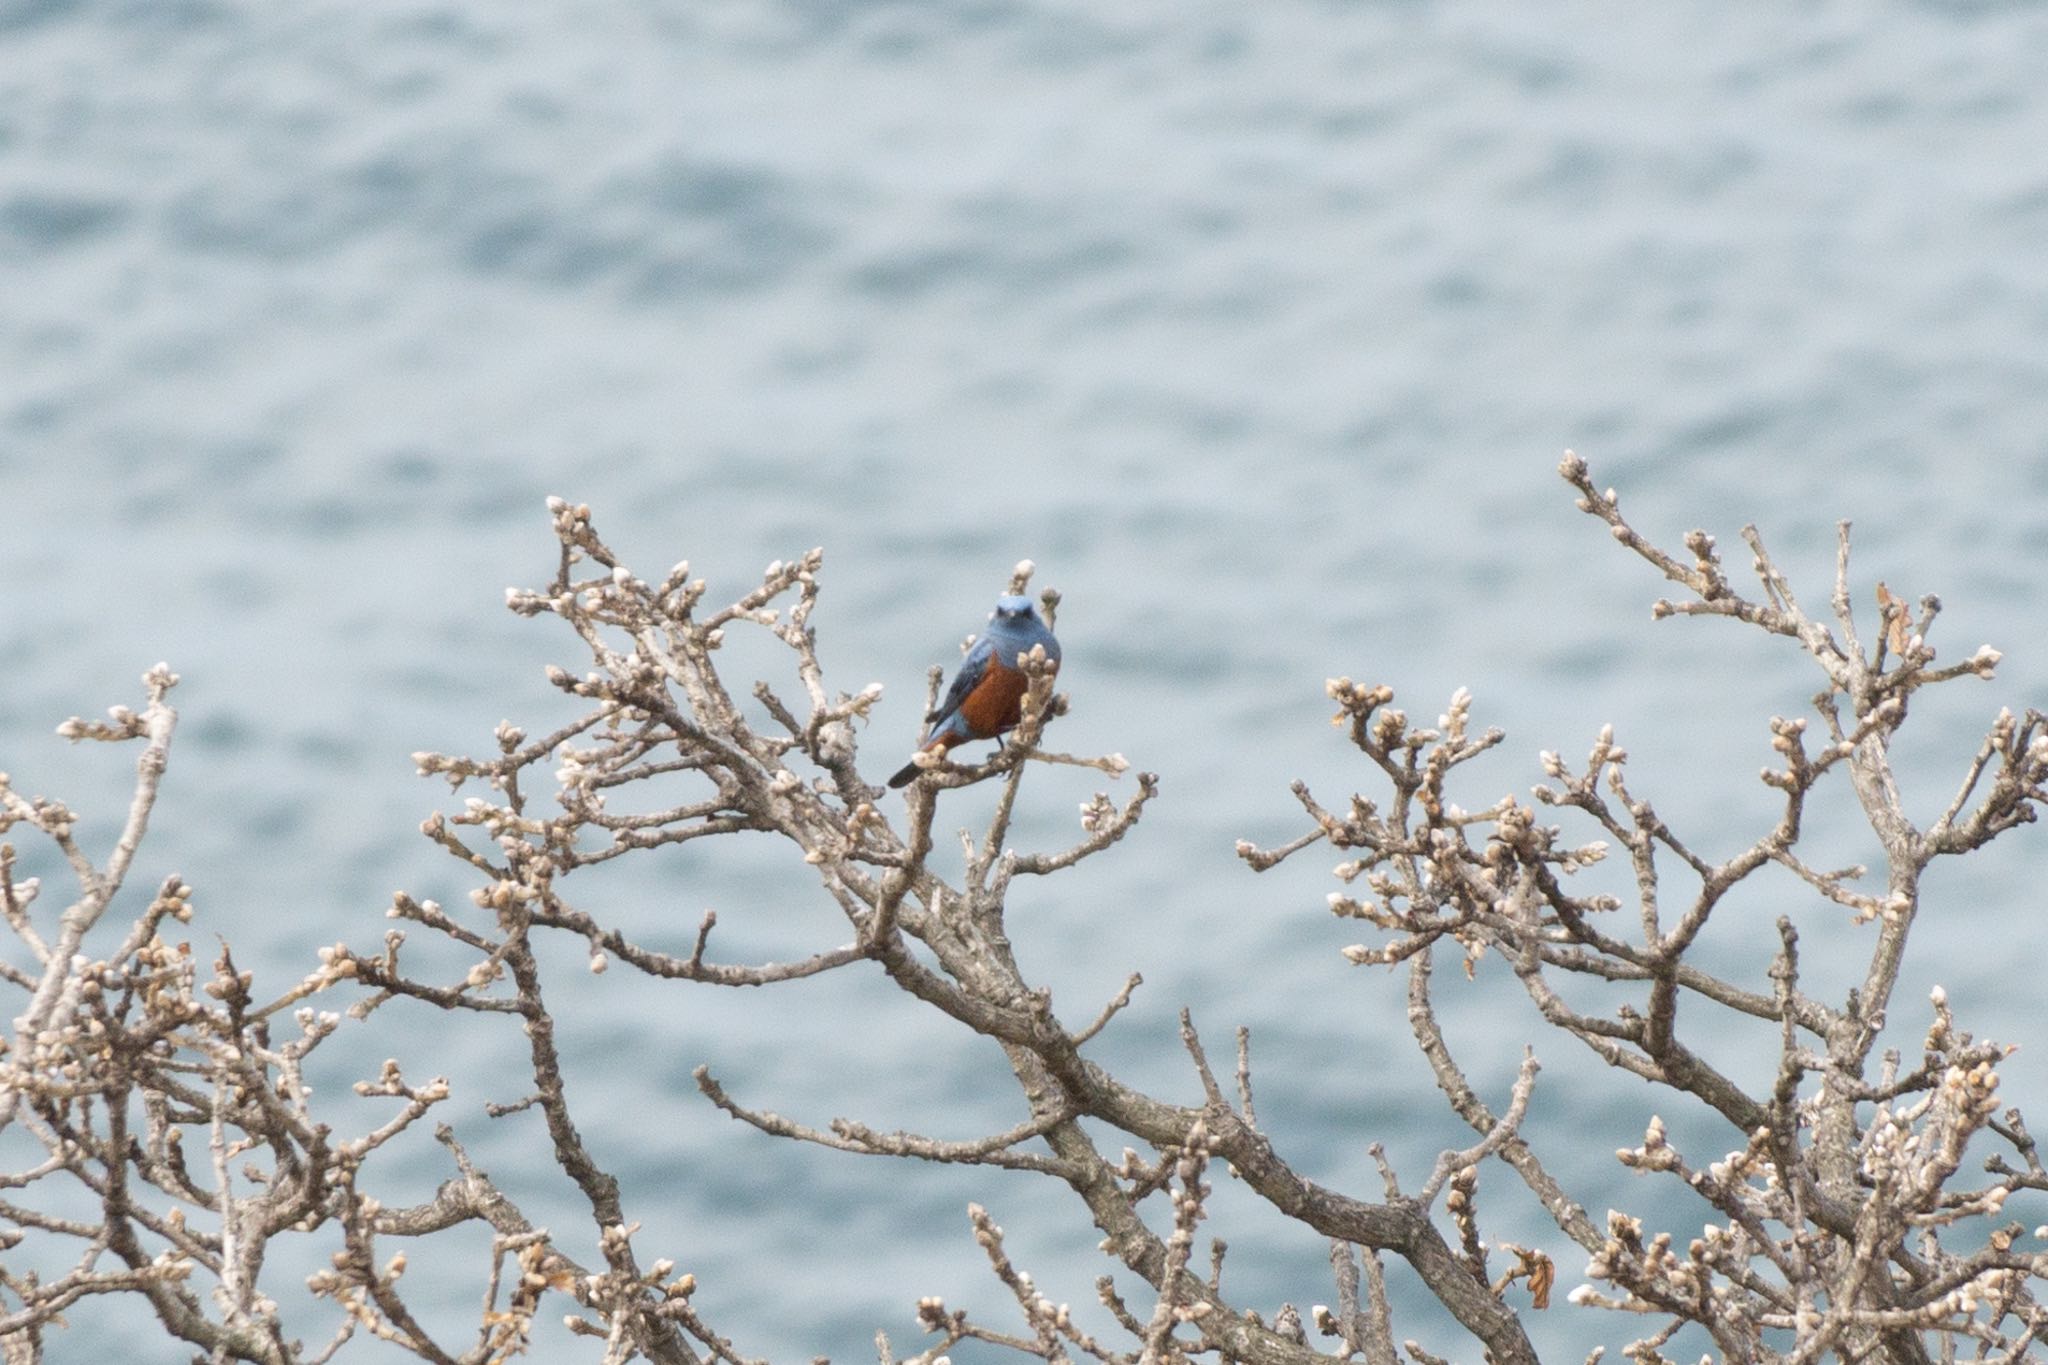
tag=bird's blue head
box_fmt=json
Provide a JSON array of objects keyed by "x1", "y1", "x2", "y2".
[
  {"x1": 991, "y1": 594, "x2": 1039, "y2": 625},
  {"x1": 986, "y1": 592, "x2": 1059, "y2": 663}
]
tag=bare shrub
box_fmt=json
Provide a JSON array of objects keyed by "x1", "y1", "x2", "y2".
[{"x1": 5, "y1": 457, "x2": 2046, "y2": 1364}]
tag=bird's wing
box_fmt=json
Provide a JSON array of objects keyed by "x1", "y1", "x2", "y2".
[{"x1": 928, "y1": 635, "x2": 997, "y2": 729}]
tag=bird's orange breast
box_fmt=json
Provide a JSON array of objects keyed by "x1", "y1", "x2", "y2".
[{"x1": 956, "y1": 658, "x2": 1038, "y2": 738}]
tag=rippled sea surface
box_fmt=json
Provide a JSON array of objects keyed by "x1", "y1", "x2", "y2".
[{"x1": 7, "y1": 3, "x2": 2048, "y2": 1360}]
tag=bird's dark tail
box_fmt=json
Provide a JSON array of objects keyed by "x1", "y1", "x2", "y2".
[{"x1": 886, "y1": 760, "x2": 923, "y2": 789}]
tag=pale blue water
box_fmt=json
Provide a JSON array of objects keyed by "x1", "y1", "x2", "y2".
[{"x1": 7, "y1": 3, "x2": 2048, "y2": 1360}]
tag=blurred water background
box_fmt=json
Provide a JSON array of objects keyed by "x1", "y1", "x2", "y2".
[{"x1": 6, "y1": 2, "x2": 2048, "y2": 1360}]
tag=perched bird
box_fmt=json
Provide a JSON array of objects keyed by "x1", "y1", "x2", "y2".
[{"x1": 888, "y1": 594, "x2": 1061, "y2": 788}]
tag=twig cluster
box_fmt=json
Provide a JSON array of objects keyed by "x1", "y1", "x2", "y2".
[
  {"x1": 0, "y1": 667, "x2": 502, "y2": 1363},
  {"x1": 1242, "y1": 452, "x2": 2048, "y2": 1363}
]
